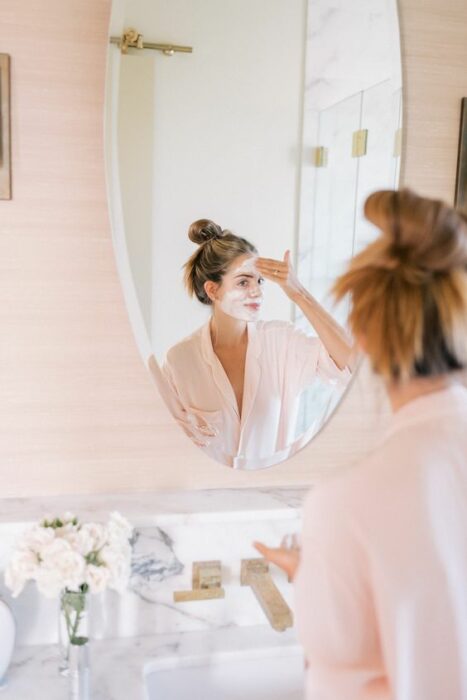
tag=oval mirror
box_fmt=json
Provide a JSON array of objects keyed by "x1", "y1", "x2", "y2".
[{"x1": 105, "y1": 0, "x2": 403, "y2": 470}]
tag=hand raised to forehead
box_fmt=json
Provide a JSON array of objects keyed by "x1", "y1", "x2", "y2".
[{"x1": 256, "y1": 250, "x2": 302, "y2": 299}]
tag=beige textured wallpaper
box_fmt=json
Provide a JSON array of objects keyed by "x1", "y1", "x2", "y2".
[{"x1": 1, "y1": 0, "x2": 467, "y2": 497}]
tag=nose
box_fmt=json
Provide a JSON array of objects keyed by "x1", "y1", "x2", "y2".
[{"x1": 249, "y1": 283, "x2": 262, "y2": 298}]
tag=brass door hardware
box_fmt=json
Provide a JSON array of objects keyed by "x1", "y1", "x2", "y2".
[
  {"x1": 352, "y1": 129, "x2": 368, "y2": 158},
  {"x1": 173, "y1": 560, "x2": 225, "y2": 602},
  {"x1": 311, "y1": 146, "x2": 328, "y2": 167}
]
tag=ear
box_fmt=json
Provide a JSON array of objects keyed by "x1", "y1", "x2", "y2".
[
  {"x1": 204, "y1": 280, "x2": 219, "y2": 303},
  {"x1": 355, "y1": 332, "x2": 367, "y2": 353}
]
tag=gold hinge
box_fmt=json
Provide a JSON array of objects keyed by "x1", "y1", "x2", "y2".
[
  {"x1": 311, "y1": 146, "x2": 328, "y2": 167},
  {"x1": 352, "y1": 129, "x2": 368, "y2": 158},
  {"x1": 393, "y1": 128, "x2": 402, "y2": 157}
]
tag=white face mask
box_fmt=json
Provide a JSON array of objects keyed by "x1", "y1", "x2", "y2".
[{"x1": 218, "y1": 257, "x2": 263, "y2": 322}]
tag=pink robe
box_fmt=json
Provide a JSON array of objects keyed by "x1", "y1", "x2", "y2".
[
  {"x1": 161, "y1": 320, "x2": 350, "y2": 469},
  {"x1": 294, "y1": 383, "x2": 467, "y2": 699}
]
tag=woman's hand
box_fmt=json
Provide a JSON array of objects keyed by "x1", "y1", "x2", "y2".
[
  {"x1": 254, "y1": 541, "x2": 300, "y2": 582},
  {"x1": 256, "y1": 250, "x2": 303, "y2": 301}
]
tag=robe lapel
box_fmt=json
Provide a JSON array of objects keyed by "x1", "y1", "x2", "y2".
[
  {"x1": 201, "y1": 322, "x2": 240, "y2": 418},
  {"x1": 239, "y1": 322, "x2": 262, "y2": 433}
]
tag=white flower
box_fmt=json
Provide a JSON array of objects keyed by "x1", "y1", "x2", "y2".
[
  {"x1": 79, "y1": 523, "x2": 107, "y2": 552},
  {"x1": 54, "y1": 521, "x2": 78, "y2": 540},
  {"x1": 100, "y1": 545, "x2": 131, "y2": 593},
  {"x1": 5, "y1": 511, "x2": 133, "y2": 600},
  {"x1": 39, "y1": 539, "x2": 85, "y2": 593},
  {"x1": 85, "y1": 564, "x2": 111, "y2": 594},
  {"x1": 61, "y1": 511, "x2": 77, "y2": 524},
  {"x1": 20, "y1": 525, "x2": 55, "y2": 556},
  {"x1": 4, "y1": 549, "x2": 39, "y2": 597},
  {"x1": 63, "y1": 524, "x2": 103, "y2": 556},
  {"x1": 107, "y1": 512, "x2": 133, "y2": 544},
  {"x1": 35, "y1": 566, "x2": 65, "y2": 598}
]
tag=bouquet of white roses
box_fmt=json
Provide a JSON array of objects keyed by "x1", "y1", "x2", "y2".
[
  {"x1": 4, "y1": 510, "x2": 133, "y2": 599},
  {"x1": 5, "y1": 511, "x2": 133, "y2": 672}
]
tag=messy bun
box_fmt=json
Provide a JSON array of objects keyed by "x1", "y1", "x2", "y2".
[
  {"x1": 184, "y1": 219, "x2": 257, "y2": 305},
  {"x1": 333, "y1": 188, "x2": 467, "y2": 380},
  {"x1": 188, "y1": 219, "x2": 224, "y2": 245}
]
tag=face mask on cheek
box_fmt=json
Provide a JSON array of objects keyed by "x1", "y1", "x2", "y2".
[
  {"x1": 219, "y1": 288, "x2": 262, "y2": 321},
  {"x1": 216, "y1": 256, "x2": 263, "y2": 321}
]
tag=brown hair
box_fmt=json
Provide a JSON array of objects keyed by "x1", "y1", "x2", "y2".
[
  {"x1": 183, "y1": 219, "x2": 257, "y2": 305},
  {"x1": 333, "y1": 189, "x2": 467, "y2": 381}
]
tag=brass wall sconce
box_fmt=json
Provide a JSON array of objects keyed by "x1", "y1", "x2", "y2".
[{"x1": 110, "y1": 28, "x2": 193, "y2": 57}]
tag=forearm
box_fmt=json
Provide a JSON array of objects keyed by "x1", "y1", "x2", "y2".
[{"x1": 290, "y1": 286, "x2": 353, "y2": 369}]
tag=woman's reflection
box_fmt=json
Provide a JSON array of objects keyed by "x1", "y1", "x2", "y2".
[{"x1": 160, "y1": 219, "x2": 353, "y2": 469}]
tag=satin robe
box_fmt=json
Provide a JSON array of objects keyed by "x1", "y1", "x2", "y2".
[
  {"x1": 160, "y1": 320, "x2": 350, "y2": 469},
  {"x1": 294, "y1": 383, "x2": 467, "y2": 699}
]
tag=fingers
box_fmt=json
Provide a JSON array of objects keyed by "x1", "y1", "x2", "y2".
[
  {"x1": 256, "y1": 258, "x2": 288, "y2": 284},
  {"x1": 253, "y1": 541, "x2": 300, "y2": 580},
  {"x1": 258, "y1": 270, "x2": 287, "y2": 283},
  {"x1": 253, "y1": 541, "x2": 270, "y2": 557},
  {"x1": 256, "y1": 257, "x2": 286, "y2": 271}
]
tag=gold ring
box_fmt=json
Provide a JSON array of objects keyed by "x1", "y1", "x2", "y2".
[{"x1": 274, "y1": 269, "x2": 279, "y2": 276}]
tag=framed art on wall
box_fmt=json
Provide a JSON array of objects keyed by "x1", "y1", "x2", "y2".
[
  {"x1": 455, "y1": 97, "x2": 467, "y2": 210},
  {"x1": 0, "y1": 53, "x2": 11, "y2": 200}
]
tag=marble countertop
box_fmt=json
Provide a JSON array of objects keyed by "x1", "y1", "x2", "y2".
[
  {"x1": 0, "y1": 487, "x2": 308, "y2": 527},
  {"x1": 3, "y1": 625, "x2": 301, "y2": 700}
]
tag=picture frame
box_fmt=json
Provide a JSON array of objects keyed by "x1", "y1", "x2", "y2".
[
  {"x1": 454, "y1": 97, "x2": 467, "y2": 210},
  {"x1": 0, "y1": 53, "x2": 11, "y2": 200}
]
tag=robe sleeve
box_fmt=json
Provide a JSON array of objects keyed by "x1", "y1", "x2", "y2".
[{"x1": 290, "y1": 328, "x2": 351, "y2": 388}]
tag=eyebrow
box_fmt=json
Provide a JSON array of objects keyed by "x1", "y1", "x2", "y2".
[{"x1": 234, "y1": 272, "x2": 255, "y2": 279}]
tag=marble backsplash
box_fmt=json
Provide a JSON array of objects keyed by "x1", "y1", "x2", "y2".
[{"x1": 0, "y1": 489, "x2": 306, "y2": 646}]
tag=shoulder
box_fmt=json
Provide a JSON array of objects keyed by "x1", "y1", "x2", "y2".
[
  {"x1": 302, "y1": 449, "x2": 388, "y2": 534},
  {"x1": 165, "y1": 325, "x2": 205, "y2": 365}
]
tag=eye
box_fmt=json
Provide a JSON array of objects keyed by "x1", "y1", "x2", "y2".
[{"x1": 238, "y1": 279, "x2": 248, "y2": 287}]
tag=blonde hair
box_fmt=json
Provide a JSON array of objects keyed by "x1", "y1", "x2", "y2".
[
  {"x1": 183, "y1": 219, "x2": 257, "y2": 305},
  {"x1": 333, "y1": 189, "x2": 467, "y2": 381}
]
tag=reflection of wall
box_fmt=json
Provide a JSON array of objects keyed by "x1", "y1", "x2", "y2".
[
  {"x1": 118, "y1": 57, "x2": 154, "y2": 335},
  {"x1": 295, "y1": 0, "x2": 402, "y2": 435},
  {"x1": 305, "y1": 0, "x2": 402, "y2": 111},
  {"x1": 1, "y1": 0, "x2": 467, "y2": 497},
  {"x1": 298, "y1": 0, "x2": 402, "y2": 316},
  {"x1": 117, "y1": 0, "x2": 307, "y2": 360}
]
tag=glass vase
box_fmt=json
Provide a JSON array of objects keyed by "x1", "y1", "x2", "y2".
[{"x1": 59, "y1": 589, "x2": 89, "y2": 677}]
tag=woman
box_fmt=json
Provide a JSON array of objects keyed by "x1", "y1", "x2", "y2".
[
  {"x1": 256, "y1": 189, "x2": 467, "y2": 699},
  {"x1": 161, "y1": 219, "x2": 353, "y2": 469}
]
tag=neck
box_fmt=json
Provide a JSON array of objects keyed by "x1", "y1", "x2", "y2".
[
  {"x1": 386, "y1": 374, "x2": 455, "y2": 412},
  {"x1": 210, "y1": 309, "x2": 247, "y2": 349}
]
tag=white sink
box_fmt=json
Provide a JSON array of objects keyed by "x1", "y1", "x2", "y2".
[{"x1": 145, "y1": 645, "x2": 304, "y2": 700}]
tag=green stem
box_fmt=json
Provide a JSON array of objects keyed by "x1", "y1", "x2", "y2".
[
  {"x1": 62, "y1": 591, "x2": 87, "y2": 646},
  {"x1": 69, "y1": 608, "x2": 82, "y2": 644}
]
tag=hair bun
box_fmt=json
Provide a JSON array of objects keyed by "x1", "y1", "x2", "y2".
[
  {"x1": 188, "y1": 219, "x2": 224, "y2": 245},
  {"x1": 365, "y1": 189, "x2": 467, "y2": 275}
]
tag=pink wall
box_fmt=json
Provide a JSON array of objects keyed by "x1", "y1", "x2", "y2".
[{"x1": 1, "y1": 0, "x2": 467, "y2": 497}]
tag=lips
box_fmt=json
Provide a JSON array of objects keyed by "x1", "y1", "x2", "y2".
[{"x1": 245, "y1": 303, "x2": 261, "y2": 310}]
